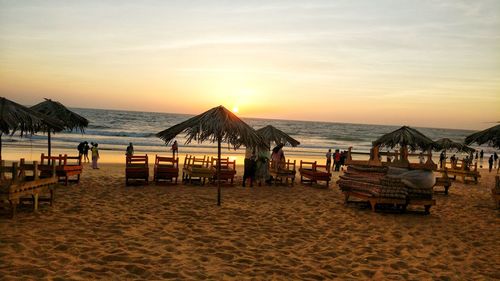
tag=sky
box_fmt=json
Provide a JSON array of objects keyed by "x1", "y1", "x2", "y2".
[{"x1": 0, "y1": 0, "x2": 499, "y2": 130}]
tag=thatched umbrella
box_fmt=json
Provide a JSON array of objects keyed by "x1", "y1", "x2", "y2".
[
  {"x1": 0, "y1": 97, "x2": 63, "y2": 160},
  {"x1": 31, "y1": 98, "x2": 89, "y2": 156},
  {"x1": 256, "y1": 125, "x2": 300, "y2": 147},
  {"x1": 433, "y1": 138, "x2": 475, "y2": 154},
  {"x1": 372, "y1": 126, "x2": 435, "y2": 166},
  {"x1": 464, "y1": 124, "x2": 500, "y2": 149},
  {"x1": 373, "y1": 126, "x2": 434, "y2": 151},
  {"x1": 156, "y1": 105, "x2": 266, "y2": 206}
]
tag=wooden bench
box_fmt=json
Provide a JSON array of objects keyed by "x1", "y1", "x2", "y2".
[
  {"x1": 126, "y1": 155, "x2": 149, "y2": 185},
  {"x1": 39, "y1": 153, "x2": 83, "y2": 186},
  {"x1": 210, "y1": 157, "x2": 236, "y2": 185},
  {"x1": 0, "y1": 160, "x2": 58, "y2": 218},
  {"x1": 442, "y1": 160, "x2": 481, "y2": 184},
  {"x1": 434, "y1": 169, "x2": 452, "y2": 195},
  {"x1": 344, "y1": 191, "x2": 436, "y2": 214},
  {"x1": 299, "y1": 161, "x2": 331, "y2": 187},
  {"x1": 153, "y1": 155, "x2": 179, "y2": 184},
  {"x1": 269, "y1": 159, "x2": 296, "y2": 186},
  {"x1": 184, "y1": 155, "x2": 214, "y2": 185}
]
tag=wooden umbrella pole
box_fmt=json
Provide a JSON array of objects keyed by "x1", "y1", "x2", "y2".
[
  {"x1": 217, "y1": 136, "x2": 222, "y2": 206},
  {"x1": 48, "y1": 131, "x2": 52, "y2": 157}
]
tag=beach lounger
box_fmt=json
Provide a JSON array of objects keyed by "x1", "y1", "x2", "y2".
[
  {"x1": 299, "y1": 161, "x2": 331, "y2": 187},
  {"x1": 210, "y1": 157, "x2": 236, "y2": 185},
  {"x1": 153, "y1": 155, "x2": 179, "y2": 184},
  {"x1": 184, "y1": 156, "x2": 213, "y2": 185},
  {"x1": 39, "y1": 153, "x2": 83, "y2": 186},
  {"x1": 0, "y1": 160, "x2": 58, "y2": 218},
  {"x1": 126, "y1": 155, "x2": 149, "y2": 185},
  {"x1": 269, "y1": 159, "x2": 296, "y2": 186}
]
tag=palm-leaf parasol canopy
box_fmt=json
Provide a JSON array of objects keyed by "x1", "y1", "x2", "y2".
[
  {"x1": 31, "y1": 98, "x2": 89, "y2": 156},
  {"x1": 0, "y1": 97, "x2": 63, "y2": 160},
  {"x1": 372, "y1": 126, "x2": 434, "y2": 151},
  {"x1": 433, "y1": 138, "x2": 475, "y2": 153},
  {"x1": 256, "y1": 125, "x2": 300, "y2": 147},
  {"x1": 464, "y1": 124, "x2": 500, "y2": 149},
  {"x1": 157, "y1": 105, "x2": 266, "y2": 205}
]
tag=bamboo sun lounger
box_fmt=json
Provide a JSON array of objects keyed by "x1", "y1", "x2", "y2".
[
  {"x1": 343, "y1": 191, "x2": 436, "y2": 214},
  {"x1": 299, "y1": 161, "x2": 331, "y2": 187},
  {"x1": 210, "y1": 157, "x2": 236, "y2": 185},
  {"x1": 269, "y1": 159, "x2": 296, "y2": 186},
  {"x1": 153, "y1": 155, "x2": 179, "y2": 184},
  {"x1": 39, "y1": 153, "x2": 83, "y2": 186},
  {"x1": 0, "y1": 160, "x2": 58, "y2": 218},
  {"x1": 183, "y1": 155, "x2": 213, "y2": 185},
  {"x1": 126, "y1": 155, "x2": 149, "y2": 185}
]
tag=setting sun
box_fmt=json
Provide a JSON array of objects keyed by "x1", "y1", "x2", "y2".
[{"x1": 232, "y1": 106, "x2": 239, "y2": 113}]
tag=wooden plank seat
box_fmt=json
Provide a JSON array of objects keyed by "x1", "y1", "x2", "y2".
[
  {"x1": 153, "y1": 155, "x2": 179, "y2": 184},
  {"x1": 184, "y1": 156, "x2": 213, "y2": 185},
  {"x1": 210, "y1": 157, "x2": 236, "y2": 185},
  {"x1": 269, "y1": 159, "x2": 296, "y2": 186},
  {"x1": 39, "y1": 153, "x2": 83, "y2": 186},
  {"x1": 344, "y1": 191, "x2": 436, "y2": 214},
  {"x1": 441, "y1": 160, "x2": 481, "y2": 184},
  {"x1": 299, "y1": 161, "x2": 331, "y2": 187},
  {"x1": 126, "y1": 155, "x2": 149, "y2": 185},
  {"x1": 434, "y1": 169, "x2": 452, "y2": 195},
  {"x1": 0, "y1": 160, "x2": 58, "y2": 218}
]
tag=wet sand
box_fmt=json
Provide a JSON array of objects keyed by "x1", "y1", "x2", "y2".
[{"x1": 1, "y1": 163, "x2": 499, "y2": 280}]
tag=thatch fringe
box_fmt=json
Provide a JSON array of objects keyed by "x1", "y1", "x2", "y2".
[
  {"x1": 31, "y1": 98, "x2": 89, "y2": 132},
  {"x1": 465, "y1": 124, "x2": 500, "y2": 149},
  {"x1": 256, "y1": 125, "x2": 300, "y2": 147},
  {"x1": 372, "y1": 126, "x2": 434, "y2": 151}
]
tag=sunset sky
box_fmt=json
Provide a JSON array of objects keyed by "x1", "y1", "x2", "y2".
[{"x1": 1, "y1": 0, "x2": 499, "y2": 130}]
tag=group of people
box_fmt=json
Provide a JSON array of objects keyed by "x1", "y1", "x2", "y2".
[
  {"x1": 326, "y1": 149, "x2": 347, "y2": 172},
  {"x1": 438, "y1": 149, "x2": 499, "y2": 172},
  {"x1": 77, "y1": 141, "x2": 100, "y2": 169},
  {"x1": 242, "y1": 144, "x2": 285, "y2": 187}
]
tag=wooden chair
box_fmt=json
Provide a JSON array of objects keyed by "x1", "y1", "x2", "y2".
[
  {"x1": 269, "y1": 159, "x2": 296, "y2": 186},
  {"x1": 125, "y1": 155, "x2": 149, "y2": 185},
  {"x1": 299, "y1": 161, "x2": 331, "y2": 187},
  {"x1": 39, "y1": 153, "x2": 83, "y2": 186},
  {"x1": 0, "y1": 160, "x2": 58, "y2": 218},
  {"x1": 210, "y1": 157, "x2": 236, "y2": 185},
  {"x1": 184, "y1": 156, "x2": 214, "y2": 185},
  {"x1": 434, "y1": 168, "x2": 452, "y2": 195},
  {"x1": 153, "y1": 155, "x2": 179, "y2": 184}
]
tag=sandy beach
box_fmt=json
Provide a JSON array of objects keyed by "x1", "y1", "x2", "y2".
[{"x1": 0, "y1": 161, "x2": 499, "y2": 280}]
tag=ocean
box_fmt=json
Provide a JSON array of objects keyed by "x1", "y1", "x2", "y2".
[{"x1": 3, "y1": 108, "x2": 493, "y2": 162}]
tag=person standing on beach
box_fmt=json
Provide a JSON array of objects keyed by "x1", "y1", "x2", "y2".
[
  {"x1": 333, "y1": 149, "x2": 341, "y2": 171},
  {"x1": 494, "y1": 152, "x2": 498, "y2": 169},
  {"x1": 77, "y1": 142, "x2": 85, "y2": 158},
  {"x1": 325, "y1": 149, "x2": 332, "y2": 171},
  {"x1": 83, "y1": 142, "x2": 90, "y2": 163},
  {"x1": 126, "y1": 143, "x2": 134, "y2": 157},
  {"x1": 242, "y1": 147, "x2": 256, "y2": 187},
  {"x1": 255, "y1": 147, "x2": 270, "y2": 186},
  {"x1": 171, "y1": 140, "x2": 178, "y2": 158},
  {"x1": 91, "y1": 143, "x2": 100, "y2": 169},
  {"x1": 479, "y1": 150, "x2": 484, "y2": 168},
  {"x1": 488, "y1": 155, "x2": 494, "y2": 172}
]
